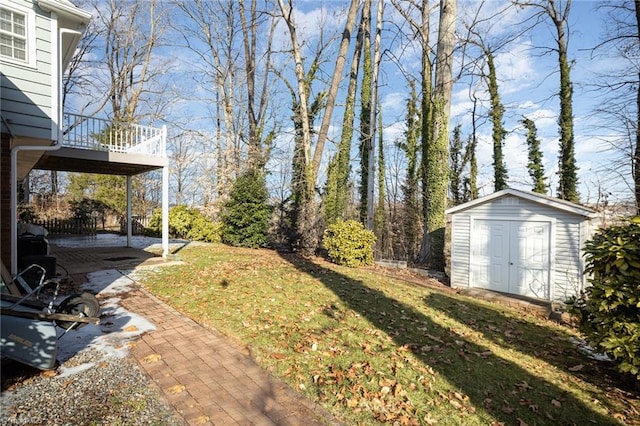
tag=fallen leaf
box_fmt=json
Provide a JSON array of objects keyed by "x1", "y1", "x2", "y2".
[
  {"x1": 450, "y1": 399, "x2": 463, "y2": 410},
  {"x1": 502, "y1": 406, "x2": 514, "y2": 414},
  {"x1": 379, "y1": 378, "x2": 395, "y2": 387},
  {"x1": 124, "y1": 325, "x2": 138, "y2": 332},
  {"x1": 568, "y1": 364, "x2": 584, "y2": 372},
  {"x1": 41, "y1": 370, "x2": 57, "y2": 378},
  {"x1": 167, "y1": 384, "x2": 185, "y2": 394},
  {"x1": 517, "y1": 419, "x2": 529, "y2": 426},
  {"x1": 269, "y1": 352, "x2": 287, "y2": 360},
  {"x1": 141, "y1": 353, "x2": 162, "y2": 364},
  {"x1": 394, "y1": 383, "x2": 404, "y2": 397},
  {"x1": 424, "y1": 414, "x2": 437, "y2": 425},
  {"x1": 551, "y1": 399, "x2": 562, "y2": 407},
  {"x1": 194, "y1": 416, "x2": 210, "y2": 425},
  {"x1": 516, "y1": 381, "x2": 533, "y2": 391}
]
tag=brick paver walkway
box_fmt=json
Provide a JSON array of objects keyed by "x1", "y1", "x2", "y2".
[
  {"x1": 120, "y1": 287, "x2": 337, "y2": 426},
  {"x1": 51, "y1": 238, "x2": 339, "y2": 425}
]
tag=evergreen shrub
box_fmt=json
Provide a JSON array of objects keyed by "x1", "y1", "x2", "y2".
[
  {"x1": 566, "y1": 218, "x2": 640, "y2": 379},
  {"x1": 220, "y1": 169, "x2": 272, "y2": 248},
  {"x1": 323, "y1": 219, "x2": 376, "y2": 267}
]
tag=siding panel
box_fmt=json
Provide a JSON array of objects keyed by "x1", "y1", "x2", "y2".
[{"x1": 1, "y1": 2, "x2": 54, "y2": 140}]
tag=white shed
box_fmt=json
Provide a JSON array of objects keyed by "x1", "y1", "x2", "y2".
[{"x1": 446, "y1": 188, "x2": 599, "y2": 302}]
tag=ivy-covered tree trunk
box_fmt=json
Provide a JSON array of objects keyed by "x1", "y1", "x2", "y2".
[
  {"x1": 417, "y1": 0, "x2": 456, "y2": 269},
  {"x1": 419, "y1": 1, "x2": 432, "y2": 239},
  {"x1": 359, "y1": 0, "x2": 373, "y2": 225},
  {"x1": 324, "y1": 0, "x2": 366, "y2": 224},
  {"x1": 449, "y1": 124, "x2": 465, "y2": 205},
  {"x1": 375, "y1": 106, "x2": 387, "y2": 255},
  {"x1": 553, "y1": 1, "x2": 579, "y2": 202},
  {"x1": 399, "y1": 82, "x2": 422, "y2": 260},
  {"x1": 487, "y1": 50, "x2": 508, "y2": 191},
  {"x1": 366, "y1": 0, "x2": 383, "y2": 230},
  {"x1": 278, "y1": 0, "x2": 359, "y2": 254},
  {"x1": 465, "y1": 96, "x2": 479, "y2": 201},
  {"x1": 635, "y1": 0, "x2": 640, "y2": 213},
  {"x1": 522, "y1": 117, "x2": 548, "y2": 194}
]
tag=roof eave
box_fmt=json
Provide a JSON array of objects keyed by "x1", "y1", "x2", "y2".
[
  {"x1": 445, "y1": 188, "x2": 598, "y2": 218},
  {"x1": 37, "y1": 0, "x2": 92, "y2": 25}
]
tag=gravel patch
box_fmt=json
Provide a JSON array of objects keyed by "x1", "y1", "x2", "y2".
[
  {"x1": 1, "y1": 268, "x2": 185, "y2": 426},
  {"x1": 1, "y1": 349, "x2": 184, "y2": 426}
]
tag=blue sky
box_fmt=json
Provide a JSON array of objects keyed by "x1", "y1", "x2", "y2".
[
  {"x1": 72, "y1": 0, "x2": 636, "y2": 207},
  {"x1": 265, "y1": 0, "x2": 635, "y2": 205}
]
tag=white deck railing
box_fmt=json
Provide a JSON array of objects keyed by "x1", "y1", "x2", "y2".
[{"x1": 62, "y1": 113, "x2": 166, "y2": 158}]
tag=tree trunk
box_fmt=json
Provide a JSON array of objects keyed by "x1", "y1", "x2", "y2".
[
  {"x1": 324, "y1": 2, "x2": 366, "y2": 224},
  {"x1": 366, "y1": 0, "x2": 384, "y2": 230},
  {"x1": 417, "y1": 0, "x2": 456, "y2": 270},
  {"x1": 359, "y1": 0, "x2": 373, "y2": 225},
  {"x1": 635, "y1": 0, "x2": 640, "y2": 213},
  {"x1": 552, "y1": 0, "x2": 579, "y2": 202},
  {"x1": 312, "y1": 0, "x2": 361, "y2": 180},
  {"x1": 277, "y1": 0, "x2": 316, "y2": 254},
  {"x1": 487, "y1": 50, "x2": 508, "y2": 191}
]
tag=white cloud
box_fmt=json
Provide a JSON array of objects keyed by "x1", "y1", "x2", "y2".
[{"x1": 495, "y1": 40, "x2": 537, "y2": 95}]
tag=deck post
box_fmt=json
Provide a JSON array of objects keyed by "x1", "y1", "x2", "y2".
[
  {"x1": 162, "y1": 164, "x2": 169, "y2": 257},
  {"x1": 126, "y1": 175, "x2": 132, "y2": 247},
  {"x1": 162, "y1": 125, "x2": 169, "y2": 257}
]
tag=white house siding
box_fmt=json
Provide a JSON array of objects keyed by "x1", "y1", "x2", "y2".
[
  {"x1": 1, "y1": 3, "x2": 53, "y2": 141},
  {"x1": 449, "y1": 194, "x2": 593, "y2": 302}
]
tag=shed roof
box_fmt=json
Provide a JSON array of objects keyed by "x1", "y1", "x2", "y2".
[{"x1": 445, "y1": 188, "x2": 597, "y2": 218}]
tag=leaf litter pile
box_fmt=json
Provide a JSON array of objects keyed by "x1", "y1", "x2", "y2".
[{"x1": 139, "y1": 244, "x2": 639, "y2": 425}]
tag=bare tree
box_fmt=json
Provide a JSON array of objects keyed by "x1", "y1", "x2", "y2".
[
  {"x1": 95, "y1": 0, "x2": 168, "y2": 123},
  {"x1": 177, "y1": 0, "x2": 240, "y2": 200},
  {"x1": 590, "y1": 1, "x2": 640, "y2": 213},
  {"x1": 277, "y1": 0, "x2": 360, "y2": 253},
  {"x1": 238, "y1": 0, "x2": 278, "y2": 168}
]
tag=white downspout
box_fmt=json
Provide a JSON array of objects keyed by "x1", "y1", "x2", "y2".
[{"x1": 10, "y1": 26, "x2": 82, "y2": 274}]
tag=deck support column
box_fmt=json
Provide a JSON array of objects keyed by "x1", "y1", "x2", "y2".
[
  {"x1": 126, "y1": 175, "x2": 132, "y2": 248},
  {"x1": 162, "y1": 165, "x2": 169, "y2": 257}
]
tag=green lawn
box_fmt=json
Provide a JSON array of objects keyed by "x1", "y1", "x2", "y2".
[{"x1": 138, "y1": 243, "x2": 639, "y2": 425}]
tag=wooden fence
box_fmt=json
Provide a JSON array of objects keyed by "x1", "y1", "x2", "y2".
[
  {"x1": 120, "y1": 217, "x2": 154, "y2": 236},
  {"x1": 33, "y1": 218, "x2": 98, "y2": 235}
]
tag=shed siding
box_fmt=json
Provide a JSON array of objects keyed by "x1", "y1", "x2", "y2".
[
  {"x1": 450, "y1": 194, "x2": 591, "y2": 301},
  {"x1": 1, "y1": 5, "x2": 54, "y2": 141},
  {"x1": 450, "y1": 214, "x2": 470, "y2": 288}
]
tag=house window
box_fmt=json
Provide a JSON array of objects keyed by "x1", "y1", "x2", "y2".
[{"x1": 0, "y1": 7, "x2": 27, "y2": 62}]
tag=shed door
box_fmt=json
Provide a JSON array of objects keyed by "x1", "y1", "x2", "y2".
[{"x1": 471, "y1": 219, "x2": 550, "y2": 299}]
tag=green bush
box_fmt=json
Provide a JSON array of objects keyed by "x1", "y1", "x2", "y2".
[
  {"x1": 323, "y1": 220, "x2": 376, "y2": 267},
  {"x1": 220, "y1": 169, "x2": 272, "y2": 248},
  {"x1": 148, "y1": 205, "x2": 221, "y2": 243},
  {"x1": 566, "y1": 218, "x2": 640, "y2": 379}
]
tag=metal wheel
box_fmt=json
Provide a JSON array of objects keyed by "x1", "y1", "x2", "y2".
[{"x1": 55, "y1": 293, "x2": 100, "y2": 330}]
